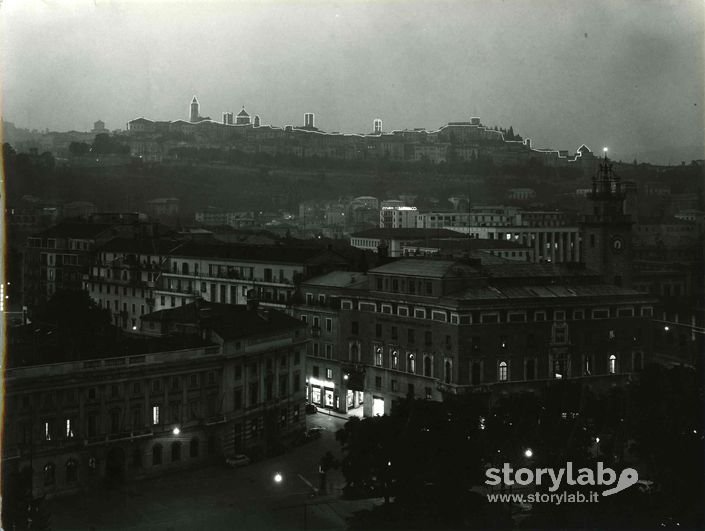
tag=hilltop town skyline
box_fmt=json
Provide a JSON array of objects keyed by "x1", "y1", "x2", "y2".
[{"x1": 2, "y1": 0, "x2": 704, "y2": 165}]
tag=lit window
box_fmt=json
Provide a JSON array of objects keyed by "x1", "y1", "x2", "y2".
[
  {"x1": 609, "y1": 355, "x2": 617, "y2": 375},
  {"x1": 65, "y1": 419, "x2": 74, "y2": 439},
  {"x1": 498, "y1": 361, "x2": 508, "y2": 382},
  {"x1": 391, "y1": 350, "x2": 399, "y2": 370},
  {"x1": 152, "y1": 405, "x2": 160, "y2": 425},
  {"x1": 375, "y1": 347, "x2": 383, "y2": 367},
  {"x1": 44, "y1": 421, "x2": 52, "y2": 441},
  {"x1": 408, "y1": 353, "x2": 416, "y2": 374}
]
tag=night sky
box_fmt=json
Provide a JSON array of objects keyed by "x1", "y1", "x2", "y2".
[{"x1": 2, "y1": 0, "x2": 703, "y2": 163}]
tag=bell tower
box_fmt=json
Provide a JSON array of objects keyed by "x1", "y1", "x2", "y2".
[
  {"x1": 190, "y1": 96, "x2": 200, "y2": 123},
  {"x1": 579, "y1": 150, "x2": 633, "y2": 287}
]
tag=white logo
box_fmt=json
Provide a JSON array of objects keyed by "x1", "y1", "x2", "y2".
[{"x1": 485, "y1": 462, "x2": 639, "y2": 497}]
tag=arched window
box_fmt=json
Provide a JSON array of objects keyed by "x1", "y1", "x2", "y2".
[
  {"x1": 609, "y1": 355, "x2": 617, "y2": 375},
  {"x1": 498, "y1": 361, "x2": 508, "y2": 382},
  {"x1": 152, "y1": 444, "x2": 163, "y2": 466},
  {"x1": 43, "y1": 463, "x2": 55, "y2": 486},
  {"x1": 65, "y1": 459, "x2": 78, "y2": 483},
  {"x1": 374, "y1": 347, "x2": 383, "y2": 367},
  {"x1": 189, "y1": 438, "x2": 199, "y2": 458},
  {"x1": 444, "y1": 360, "x2": 452, "y2": 384},
  {"x1": 423, "y1": 356, "x2": 432, "y2": 377},
  {"x1": 408, "y1": 353, "x2": 416, "y2": 374},
  {"x1": 171, "y1": 441, "x2": 182, "y2": 462},
  {"x1": 391, "y1": 350, "x2": 399, "y2": 370},
  {"x1": 350, "y1": 343, "x2": 359, "y2": 362}
]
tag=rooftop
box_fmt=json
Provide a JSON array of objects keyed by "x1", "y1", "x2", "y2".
[
  {"x1": 369, "y1": 258, "x2": 478, "y2": 278},
  {"x1": 301, "y1": 271, "x2": 368, "y2": 289},
  {"x1": 142, "y1": 301, "x2": 305, "y2": 341}
]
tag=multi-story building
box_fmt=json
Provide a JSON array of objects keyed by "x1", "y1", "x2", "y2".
[
  {"x1": 350, "y1": 228, "x2": 463, "y2": 257},
  {"x1": 83, "y1": 238, "x2": 180, "y2": 330},
  {"x1": 380, "y1": 201, "x2": 418, "y2": 228},
  {"x1": 153, "y1": 242, "x2": 349, "y2": 311},
  {"x1": 3, "y1": 302, "x2": 307, "y2": 499},
  {"x1": 294, "y1": 259, "x2": 659, "y2": 417},
  {"x1": 24, "y1": 222, "x2": 118, "y2": 310}
]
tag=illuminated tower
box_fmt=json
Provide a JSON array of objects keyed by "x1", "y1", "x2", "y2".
[
  {"x1": 190, "y1": 96, "x2": 200, "y2": 123},
  {"x1": 579, "y1": 149, "x2": 633, "y2": 287},
  {"x1": 373, "y1": 118, "x2": 382, "y2": 134}
]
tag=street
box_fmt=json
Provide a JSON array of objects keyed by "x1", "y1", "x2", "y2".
[{"x1": 48, "y1": 412, "x2": 381, "y2": 530}]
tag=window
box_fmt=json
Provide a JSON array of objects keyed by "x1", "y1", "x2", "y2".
[
  {"x1": 171, "y1": 442, "x2": 182, "y2": 462},
  {"x1": 408, "y1": 353, "x2": 416, "y2": 374},
  {"x1": 152, "y1": 405, "x2": 160, "y2": 425},
  {"x1": 573, "y1": 310, "x2": 584, "y2": 320},
  {"x1": 640, "y1": 306, "x2": 653, "y2": 317},
  {"x1": 534, "y1": 311, "x2": 546, "y2": 321},
  {"x1": 44, "y1": 420, "x2": 52, "y2": 441},
  {"x1": 381, "y1": 304, "x2": 392, "y2": 314},
  {"x1": 498, "y1": 361, "x2": 508, "y2": 382},
  {"x1": 341, "y1": 300, "x2": 353, "y2": 310},
  {"x1": 324, "y1": 344, "x2": 333, "y2": 359},
  {"x1": 190, "y1": 438, "x2": 199, "y2": 458},
  {"x1": 44, "y1": 463, "x2": 56, "y2": 486},
  {"x1": 300, "y1": 314, "x2": 308, "y2": 324},
  {"x1": 592, "y1": 309, "x2": 609, "y2": 319},
  {"x1": 65, "y1": 459, "x2": 78, "y2": 483},
  {"x1": 398, "y1": 306, "x2": 409, "y2": 317},
  {"x1": 424, "y1": 356, "x2": 432, "y2": 377},
  {"x1": 425, "y1": 387, "x2": 432, "y2": 400},
  {"x1": 391, "y1": 380, "x2": 399, "y2": 392},
  {"x1": 312, "y1": 343, "x2": 320, "y2": 356},
  {"x1": 375, "y1": 347, "x2": 383, "y2": 367},
  {"x1": 152, "y1": 444, "x2": 163, "y2": 466},
  {"x1": 554, "y1": 311, "x2": 566, "y2": 321},
  {"x1": 306, "y1": 293, "x2": 313, "y2": 304},
  {"x1": 444, "y1": 360, "x2": 452, "y2": 384},
  {"x1": 326, "y1": 368, "x2": 333, "y2": 380},
  {"x1": 414, "y1": 308, "x2": 426, "y2": 319},
  {"x1": 65, "y1": 418, "x2": 74, "y2": 439},
  {"x1": 312, "y1": 366, "x2": 319, "y2": 378},
  {"x1": 481, "y1": 313, "x2": 499, "y2": 324},
  {"x1": 432, "y1": 311, "x2": 447, "y2": 322},
  {"x1": 375, "y1": 376, "x2": 382, "y2": 390},
  {"x1": 391, "y1": 350, "x2": 399, "y2": 370},
  {"x1": 609, "y1": 355, "x2": 617, "y2": 375},
  {"x1": 325, "y1": 318, "x2": 332, "y2": 332},
  {"x1": 508, "y1": 312, "x2": 526, "y2": 323},
  {"x1": 617, "y1": 307, "x2": 634, "y2": 318}
]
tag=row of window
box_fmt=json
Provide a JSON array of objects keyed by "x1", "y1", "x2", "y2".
[
  {"x1": 342, "y1": 301, "x2": 653, "y2": 322},
  {"x1": 15, "y1": 374, "x2": 219, "y2": 410},
  {"x1": 300, "y1": 314, "x2": 333, "y2": 332},
  {"x1": 90, "y1": 282, "x2": 147, "y2": 297},
  {"x1": 473, "y1": 352, "x2": 643, "y2": 384},
  {"x1": 373, "y1": 378, "x2": 434, "y2": 399}
]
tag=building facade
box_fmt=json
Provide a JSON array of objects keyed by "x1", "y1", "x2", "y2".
[{"x1": 293, "y1": 259, "x2": 659, "y2": 417}]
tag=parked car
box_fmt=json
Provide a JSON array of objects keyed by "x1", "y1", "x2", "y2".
[
  {"x1": 305, "y1": 403, "x2": 318, "y2": 414},
  {"x1": 225, "y1": 454, "x2": 251, "y2": 468}
]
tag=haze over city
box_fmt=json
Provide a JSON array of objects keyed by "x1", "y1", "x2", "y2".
[{"x1": 2, "y1": 0, "x2": 704, "y2": 164}]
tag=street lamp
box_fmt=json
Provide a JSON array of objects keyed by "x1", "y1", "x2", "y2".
[
  {"x1": 172, "y1": 426, "x2": 180, "y2": 436},
  {"x1": 524, "y1": 448, "x2": 533, "y2": 458},
  {"x1": 273, "y1": 472, "x2": 283, "y2": 484}
]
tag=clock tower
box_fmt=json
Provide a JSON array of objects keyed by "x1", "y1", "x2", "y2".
[{"x1": 580, "y1": 152, "x2": 633, "y2": 287}]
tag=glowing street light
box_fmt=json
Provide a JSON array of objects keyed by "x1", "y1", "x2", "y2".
[
  {"x1": 603, "y1": 147, "x2": 608, "y2": 153},
  {"x1": 664, "y1": 325, "x2": 670, "y2": 332},
  {"x1": 172, "y1": 427, "x2": 180, "y2": 436},
  {"x1": 273, "y1": 472, "x2": 283, "y2": 484},
  {"x1": 524, "y1": 448, "x2": 533, "y2": 458}
]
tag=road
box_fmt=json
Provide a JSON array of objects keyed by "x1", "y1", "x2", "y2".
[{"x1": 48, "y1": 412, "x2": 381, "y2": 530}]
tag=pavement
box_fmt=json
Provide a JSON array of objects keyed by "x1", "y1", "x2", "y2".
[{"x1": 48, "y1": 412, "x2": 382, "y2": 531}]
